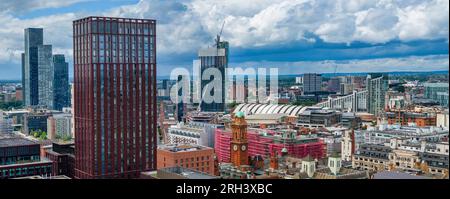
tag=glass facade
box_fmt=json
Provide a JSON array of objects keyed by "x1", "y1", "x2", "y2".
[
  {"x1": 424, "y1": 83, "x2": 449, "y2": 107},
  {"x1": 53, "y1": 55, "x2": 70, "y2": 110},
  {"x1": 23, "y1": 28, "x2": 43, "y2": 107},
  {"x1": 198, "y1": 41, "x2": 229, "y2": 112},
  {"x1": 367, "y1": 73, "x2": 388, "y2": 116},
  {"x1": 37, "y1": 45, "x2": 53, "y2": 109},
  {"x1": 0, "y1": 141, "x2": 52, "y2": 179},
  {"x1": 73, "y1": 17, "x2": 157, "y2": 179}
]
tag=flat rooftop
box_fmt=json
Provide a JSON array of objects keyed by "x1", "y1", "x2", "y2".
[
  {"x1": 158, "y1": 144, "x2": 212, "y2": 153},
  {"x1": 13, "y1": 175, "x2": 71, "y2": 179},
  {"x1": 159, "y1": 167, "x2": 218, "y2": 179},
  {"x1": 0, "y1": 138, "x2": 38, "y2": 148},
  {"x1": 373, "y1": 171, "x2": 432, "y2": 179}
]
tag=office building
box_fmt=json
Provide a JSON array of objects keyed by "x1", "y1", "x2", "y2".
[
  {"x1": 0, "y1": 136, "x2": 53, "y2": 179},
  {"x1": 352, "y1": 144, "x2": 391, "y2": 171},
  {"x1": 297, "y1": 109, "x2": 342, "y2": 128},
  {"x1": 23, "y1": 112, "x2": 50, "y2": 135},
  {"x1": 303, "y1": 73, "x2": 322, "y2": 93},
  {"x1": 424, "y1": 83, "x2": 449, "y2": 99},
  {"x1": 73, "y1": 16, "x2": 157, "y2": 179},
  {"x1": 0, "y1": 112, "x2": 13, "y2": 134},
  {"x1": 47, "y1": 113, "x2": 72, "y2": 140},
  {"x1": 23, "y1": 28, "x2": 43, "y2": 106},
  {"x1": 52, "y1": 55, "x2": 70, "y2": 111},
  {"x1": 436, "y1": 92, "x2": 449, "y2": 107},
  {"x1": 44, "y1": 141, "x2": 75, "y2": 178},
  {"x1": 22, "y1": 28, "x2": 69, "y2": 110},
  {"x1": 167, "y1": 122, "x2": 223, "y2": 148}
]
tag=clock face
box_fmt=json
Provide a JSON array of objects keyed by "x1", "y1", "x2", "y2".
[
  {"x1": 233, "y1": 145, "x2": 238, "y2": 151},
  {"x1": 241, "y1": 145, "x2": 247, "y2": 151}
]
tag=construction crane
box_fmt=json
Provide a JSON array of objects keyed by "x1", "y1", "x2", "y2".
[{"x1": 215, "y1": 21, "x2": 226, "y2": 47}]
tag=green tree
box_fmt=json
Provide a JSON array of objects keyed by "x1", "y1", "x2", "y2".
[
  {"x1": 40, "y1": 132, "x2": 47, "y2": 140},
  {"x1": 228, "y1": 101, "x2": 239, "y2": 109},
  {"x1": 0, "y1": 101, "x2": 23, "y2": 110}
]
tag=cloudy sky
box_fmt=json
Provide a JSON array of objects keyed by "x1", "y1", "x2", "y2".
[{"x1": 0, "y1": 0, "x2": 448, "y2": 80}]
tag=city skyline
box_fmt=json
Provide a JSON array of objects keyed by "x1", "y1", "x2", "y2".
[
  {"x1": 0, "y1": 0, "x2": 448, "y2": 80},
  {"x1": 0, "y1": 1, "x2": 448, "y2": 182}
]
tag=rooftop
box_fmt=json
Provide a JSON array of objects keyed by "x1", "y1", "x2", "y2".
[
  {"x1": 158, "y1": 167, "x2": 218, "y2": 179},
  {"x1": 158, "y1": 144, "x2": 212, "y2": 153},
  {"x1": 423, "y1": 83, "x2": 449, "y2": 88},
  {"x1": 0, "y1": 138, "x2": 38, "y2": 148},
  {"x1": 373, "y1": 171, "x2": 432, "y2": 179},
  {"x1": 13, "y1": 175, "x2": 71, "y2": 179}
]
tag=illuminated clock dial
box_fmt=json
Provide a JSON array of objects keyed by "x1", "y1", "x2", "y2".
[
  {"x1": 241, "y1": 145, "x2": 247, "y2": 151},
  {"x1": 233, "y1": 145, "x2": 238, "y2": 151}
]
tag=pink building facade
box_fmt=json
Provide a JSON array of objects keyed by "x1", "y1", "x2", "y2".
[{"x1": 215, "y1": 129, "x2": 325, "y2": 163}]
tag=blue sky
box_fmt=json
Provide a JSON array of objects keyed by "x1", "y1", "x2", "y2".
[{"x1": 0, "y1": 0, "x2": 448, "y2": 80}]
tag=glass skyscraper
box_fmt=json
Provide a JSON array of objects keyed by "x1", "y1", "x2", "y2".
[
  {"x1": 37, "y1": 45, "x2": 53, "y2": 109},
  {"x1": 53, "y1": 55, "x2": 70, "y2": 111},
  {"x1": 23, "y1": 28, "x2": 43, "y2": 107},
  {"x1": 23, "y1": 28, "x2": 70, "y2": 111},
  {"x1": 198, "y1": 39, "x2": 229, "y2": 112},
  {"x1": 73, "y1": 16, "x2": 157, "y2": 179}
]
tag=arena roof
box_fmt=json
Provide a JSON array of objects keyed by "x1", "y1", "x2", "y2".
[{"x1": 233, "y1": 103, "x2": 312, "y2": 117}]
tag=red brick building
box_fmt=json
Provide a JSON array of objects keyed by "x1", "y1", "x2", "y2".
[
  {"x1": 157, "y1": 144, "x2": 215, "y2": 175},
  {"x1": 385, "y1": 111, "x2": 436, "y2": 127}
]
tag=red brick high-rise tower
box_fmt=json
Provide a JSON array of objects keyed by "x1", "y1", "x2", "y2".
[{"x1": 73, "y1": 16, "x2": 157, "y2": 179}]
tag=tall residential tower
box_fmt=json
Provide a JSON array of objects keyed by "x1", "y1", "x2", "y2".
[
  {"x1": 198, "y1": 37, "x2": 229, "y2": 112},
  {"x1": 366, "y1": 73, "x2": 388, "y2": 116},
  {"x1": 73, "y1": 16, "x2": 157, "y2": 179}
]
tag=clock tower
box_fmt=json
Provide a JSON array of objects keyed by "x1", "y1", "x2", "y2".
[{"x1": 230, "y1": 112, "x2": 249, "y2": 167}]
